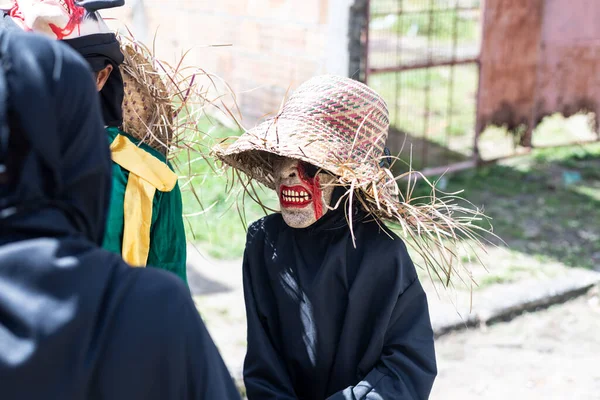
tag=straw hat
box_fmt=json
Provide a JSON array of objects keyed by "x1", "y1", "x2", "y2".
[
  {"x1": 119, "y1": 37, "x2": 175, "y2": 155},
  {"x1": 214, "y1": 75, "x2": 401, "y2": 218},
  {"x1": 214, "y1": 75, "x2": 493, "y2": 287}
]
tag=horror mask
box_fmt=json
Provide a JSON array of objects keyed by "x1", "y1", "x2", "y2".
[
  {"x1": 273, "y1": 157, "x2": 336, "y2": 229},
  {"x1": 9, "y1": 0, "x2": 109, "y2": 39}
]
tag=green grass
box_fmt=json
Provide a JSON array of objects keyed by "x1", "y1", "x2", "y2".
[
  {"x1": 409, "y1": 142, "x2": 600, "y2": 271},
  {"x1": 382, "y1": 10, "x2": 479, "y2": 42},
  {"x1": 371, "y1": 0, "x2": 481, "y2": 42},
  {"x1": 176, "y1": 119, "x2": 276, "y2": 259},
  {"x1": 370, "y1": 64, "x2": 478, "y2": 169}
]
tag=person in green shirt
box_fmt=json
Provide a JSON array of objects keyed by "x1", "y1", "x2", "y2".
[{"x1": 5, "y1": 0, "x2": 188, "y2": 282}]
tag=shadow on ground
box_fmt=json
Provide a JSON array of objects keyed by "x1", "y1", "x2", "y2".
[{"x1": 187, "y1": 265, "x2": 232, "y2": 296}]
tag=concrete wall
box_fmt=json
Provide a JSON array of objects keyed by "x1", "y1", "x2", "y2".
[
  {"x1": 477, "y1": 0, "x2": 600, "y2": 140},
  {"x1": 104, "y1": 0, "x2": 353, "y2": 127}
]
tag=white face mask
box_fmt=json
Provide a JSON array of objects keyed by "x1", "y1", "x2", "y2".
[
  {"x1": 273, "y1": 157, "x2": 336, "y2": 229},
  {"x1": 9, "y1": 0, "x2": 109, "y2": 40}
]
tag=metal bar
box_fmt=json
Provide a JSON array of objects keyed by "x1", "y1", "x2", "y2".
[
  {"x1": 368, "y1": 57, "x2": 479, "y2": 74},
  {"x1": 364, "y1": 0, "x2": 371, "y2": 84},
  {"x1": 480, "y1": 148, "x2": 533, "y2": 165},
  {"x1": 422, "y1": 0, "x2": 435, "y2": 167},
  {"x1": 473, "y1": 0, "x2": 487, "y2": 165},
  {"x1": 523, "y1": 139, "x2": 600, "y2": 150},
  {"x1": 473, "y1": 59, "x2": 483, "y2": 166},
  {"x1": 400, "y1": 138, "x2": 599, "y2": 180},
  {"x1": 131, "y1": 0, "x2": 149, "y2": 43},
  {"x1": 417, "y1": 160, "x2": 477, "y2": 178},
  {"x1": 445, "y1": 0, "x2": 461, "y2": 165},
  {"x1": 398, "y1": 160, "x2": 477, "y2": 181},
  {"x1": 370, "y1": 6, "x2": 480, "y2": 18},
  {"x1": 393, "y1": 0, "x2": 404, "y2": 127},
  {"x1": 525, "y1": 0, "x2": 547, "y2": 149}
]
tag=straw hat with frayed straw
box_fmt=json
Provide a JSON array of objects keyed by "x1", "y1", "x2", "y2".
[
  {"x1": 117, "y1": 33, "x2": 214, "y2": 157},
  {"x1": 214, "y1": 75, "x2": 397, "y2": 205},
  {"x1": 119, "y1": 39, "x2": 174, "y2": 154},
  {"x1": 116, "y1": 31, "x2": 246, "y2": 226},
  {"x1": 214, "y1": 75, "x2": 494, "y2": 288}
]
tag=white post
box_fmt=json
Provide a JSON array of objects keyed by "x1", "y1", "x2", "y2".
[
  {"x1": 130, "y1": 0, "x2": 149, "y2": 43},
  {"x1": 325, "y1": 0, "x2": 353, "y2": 77}
]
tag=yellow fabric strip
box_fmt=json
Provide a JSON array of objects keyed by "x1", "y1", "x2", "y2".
[
  {"x1": 122, "y1": 174, "x2": 156, "y2": 267},
  {"x1": 110, "y1": 134, "x2": 177, "y2": 192}
]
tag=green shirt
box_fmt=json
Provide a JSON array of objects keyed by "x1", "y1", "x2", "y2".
[{"x1": 103, "y1": 127, "x2": 187, "y2": 283}]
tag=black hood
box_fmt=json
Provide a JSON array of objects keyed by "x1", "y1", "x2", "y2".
[
  {"x1": 0, "y1": 30, "x2": 112, "y2": 245},
  {"x1": 64, "y1": 33, "x2": 125, "y2": 128}
]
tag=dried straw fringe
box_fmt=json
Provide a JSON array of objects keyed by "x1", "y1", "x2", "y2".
[
  {"x1": 117, "y1": 30, "x2": 240, "y2": 158},
  {"x1": 120, "y1": 42, "x2": 173, "y2": 154},
  {"x1": 219, "y1": 145, "x2": 496, "y2": 291},
  {"x1": 117, "y1": 30, "x2": 243, "y2": 220}
]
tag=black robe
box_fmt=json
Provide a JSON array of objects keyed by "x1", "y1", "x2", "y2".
[
  {"x1": 242, "y1": 204, "x2": 437, "y2": 400},
  {"x1": 0, "y1": 30, "x2": 240, "y2": 400}
]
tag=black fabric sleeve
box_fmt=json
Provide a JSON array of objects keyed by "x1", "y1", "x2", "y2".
[
  {"x1": 326, "y1": 278, "x2": 437, "y2": 400},
  {"x1": 242, "y1": 249, "x2": 298, "y2": 400},
  {"x1": 88, "y1": 267, "x2": 241, "y2": 400}
]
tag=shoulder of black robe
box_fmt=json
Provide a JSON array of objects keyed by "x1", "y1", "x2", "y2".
[
  {"x1": 243, "y1": 204, "x2": 436, "y2": 400},
  {"x1": 242, "y1": 214, "x2": 299, "y2": 400},
  {"x1": 0, "y1": 30, "x2": 240, "y2": 400},
  {"x1": 0, "y1": 240, "x2": 242, "y2": 400},
  {"x1": 325, "y1": 233, "x2": 438, "y2": 400}
]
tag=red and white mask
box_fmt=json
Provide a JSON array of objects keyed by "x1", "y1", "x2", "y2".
[
  {"x1": 273, "y1": 157, "x2": 336, "y2": 229},
  {"x1": 8, "y1": 0, "x2": 109, "y2": 40}
]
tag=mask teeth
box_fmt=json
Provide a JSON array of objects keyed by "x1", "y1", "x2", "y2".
[
  {"x1": 281, "y1": 189, "x2": 311, "y2": 203},
  {"x1": 59, "y1": 0, "x2": 71, "y2": 13}
]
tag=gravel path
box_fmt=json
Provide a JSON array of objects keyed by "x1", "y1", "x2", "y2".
[{"x1": 432, "y1": 288, "x2": 600, "y2": 400}]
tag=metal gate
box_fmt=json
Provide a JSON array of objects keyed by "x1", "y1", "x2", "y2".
[{"x1": 364, "y1": 0, "x2": 482, "y2": 172}]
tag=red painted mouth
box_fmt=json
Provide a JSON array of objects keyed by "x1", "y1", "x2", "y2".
[{"x1": 279, "y1": 185, "x2": 313, "y2": 208}]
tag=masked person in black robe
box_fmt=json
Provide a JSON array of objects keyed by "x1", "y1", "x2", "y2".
[
  {"x1": 215, "y1": 75, "x2": 489, "y2": 399},
  {"x1": 0, "y1": 29, "x2": 240, "y2": 400}
]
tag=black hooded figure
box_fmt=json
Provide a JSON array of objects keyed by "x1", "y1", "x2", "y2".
[
  {"x1": 0, "y1": 30, "x2": 240, "y2": 400},
  {"x1": 214, "y1": 74, "x2": 438, "y2": 400},
  {"x1": 242, "y1": 190, "x2": 437, "y2": 400}
]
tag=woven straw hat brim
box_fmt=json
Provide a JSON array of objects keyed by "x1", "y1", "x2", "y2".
[
  {"x1": 120, "y1": 41, "x2": 174, "y2": 154},
  {"x1": 214, "y1": 117, "x2": 401, "y2": 219}
]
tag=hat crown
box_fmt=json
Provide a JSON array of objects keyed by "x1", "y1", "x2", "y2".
[
  {"x1": 279, "y1": 75, "x2": 390, "y2": 164},
  {"x1": 214, "y1": 75, "x2": 394, "y2": 198}
]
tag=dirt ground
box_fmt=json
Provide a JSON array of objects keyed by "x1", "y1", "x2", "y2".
[{"x1": 431, "y1": 288, "x2": 600, "y2": 400}]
